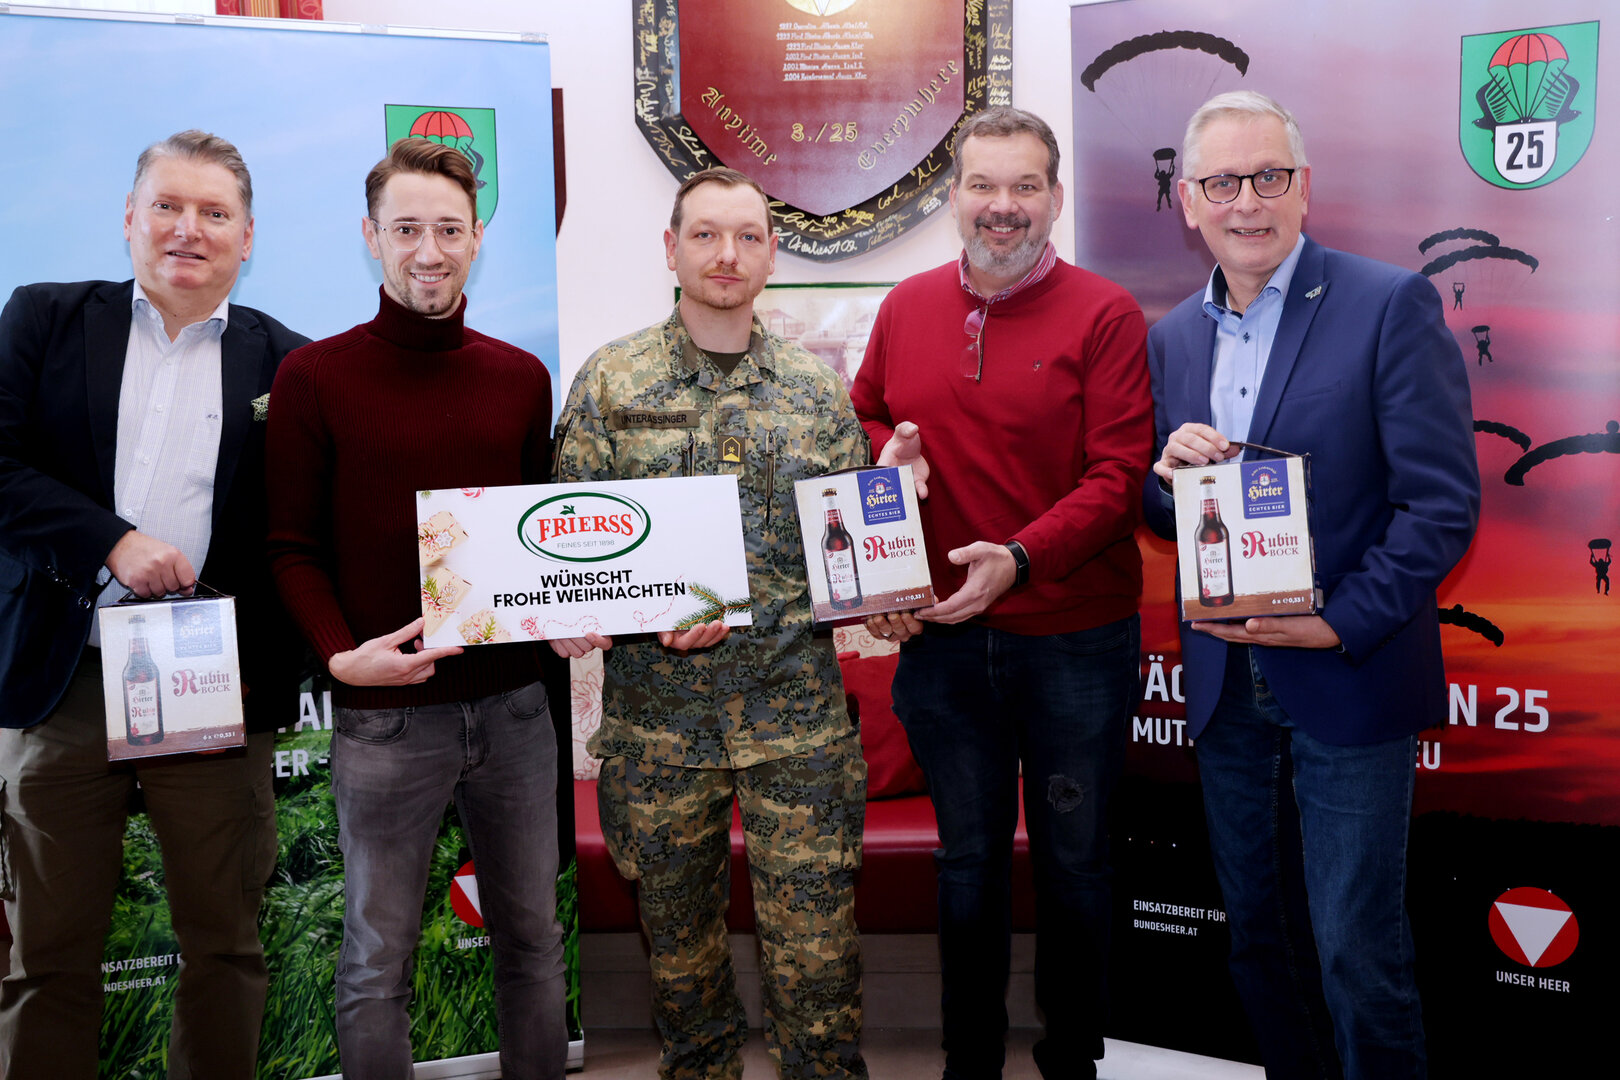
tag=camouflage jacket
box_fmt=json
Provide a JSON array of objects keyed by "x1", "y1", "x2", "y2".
[{"x1": 555, "y1": 308, "x2": 868, "y2": 768}]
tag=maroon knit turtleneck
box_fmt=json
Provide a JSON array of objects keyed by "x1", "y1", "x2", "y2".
[{"x1": 267, "y1": 288, "x2": 553, "y2": 707}]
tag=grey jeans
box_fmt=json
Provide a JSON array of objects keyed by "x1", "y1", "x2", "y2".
[{"x1": 331, "y1": 679, "x2": 566, "y2": 1080}]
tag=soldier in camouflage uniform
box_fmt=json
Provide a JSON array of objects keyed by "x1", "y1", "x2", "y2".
[{"x1": 551, "y1": 168, "x2": 869, "y2": 1079}]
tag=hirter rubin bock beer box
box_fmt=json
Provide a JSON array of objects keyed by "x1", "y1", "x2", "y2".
[
  {"x1": 793, "y1": 465, "x2": 935, "y2": 624},
  {"x1": 1173, "y1": 447, "x2": 1320, "y2": 622},
  {"x1": 98, "y1": 588, "x2": 244, "y2": 760}
]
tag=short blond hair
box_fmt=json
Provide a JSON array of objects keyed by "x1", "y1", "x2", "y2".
[{"x1": 133, "y1": 130, "x2": 253, "y2": 214}]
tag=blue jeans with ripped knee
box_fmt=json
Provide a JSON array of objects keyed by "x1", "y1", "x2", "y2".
[{"x1": 892, "y1": 615, "x2": 1137, "y2": 1080}]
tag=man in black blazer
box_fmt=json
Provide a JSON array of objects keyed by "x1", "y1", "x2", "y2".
[{"x1": 0, "y1": 131, "x2": 307, "y2": 1079}]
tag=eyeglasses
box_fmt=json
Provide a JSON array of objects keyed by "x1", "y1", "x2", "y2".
[
  {"x1": 371, "y1": 219, "x2": 472, "y2": 253},
  {"x1": 1194, "y1": 168, "x2": 1298, "y2": 204},
  {"x1": 960, "y1": 305, "x2": 988, "y2": 381}
]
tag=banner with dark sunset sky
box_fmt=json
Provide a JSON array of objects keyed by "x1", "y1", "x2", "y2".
[{"x1": 1073, "y1": 2, "x2": 1614, "y2": 1071}]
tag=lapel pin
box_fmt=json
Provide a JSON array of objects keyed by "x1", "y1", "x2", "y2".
[{"x1": 1305, "y1": 285, "x2": 1323, "y2": 300}]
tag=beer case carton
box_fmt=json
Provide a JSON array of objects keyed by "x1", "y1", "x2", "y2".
[
  {"x1": 98, "y1": 590, "x2": 245, "y2": 760},
  {"x1": 793, "y1": 465, "x2": 935, "y2": 624},
  {"x1": 1173, "y1": 452, "x2": 1320, "y2": 622}
]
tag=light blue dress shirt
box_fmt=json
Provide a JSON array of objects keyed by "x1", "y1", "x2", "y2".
[{"x1": 1201, "y1": 235, "x2": 1306, "y2": 446}]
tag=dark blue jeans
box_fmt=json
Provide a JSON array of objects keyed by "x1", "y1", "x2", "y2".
[
  {"x1": 1196, "y1": 646, "x2": 1425, "y2": 1080},
  {"x1": 892, "y1": 616, "x2": 1137, "y2": 1080}
]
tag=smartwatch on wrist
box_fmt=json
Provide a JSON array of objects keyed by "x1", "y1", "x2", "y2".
[{"x1": 1004, "y1": 539, "x2": 1031, "y2": 588}]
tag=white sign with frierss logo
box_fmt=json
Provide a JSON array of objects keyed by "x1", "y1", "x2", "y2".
[{"x1": 415, "y1": 476, "x2": 751, "y2": 648}]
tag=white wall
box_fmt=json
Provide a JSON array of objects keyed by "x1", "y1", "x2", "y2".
[
  {"x1": 8, "y1": 1, "x2": 212, "y2": 11},
  {"x1": 321, "y1": 0, "x2": 1084, "y2": 388}
]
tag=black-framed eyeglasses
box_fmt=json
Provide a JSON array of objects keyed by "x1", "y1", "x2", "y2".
[
  {"x1": 1194, "y1": 168, "x2": 1298, "y2": 204},
  {"x1": 959, "y1": 304, "x2": 988, "y2": 382},
  {"x1": 370, "y1": 219, "x2": 472, "y2": 253}
]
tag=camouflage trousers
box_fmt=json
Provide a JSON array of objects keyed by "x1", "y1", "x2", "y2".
[{"x1": 597, "y1": 734, "x2": 869, "y2": 1080}]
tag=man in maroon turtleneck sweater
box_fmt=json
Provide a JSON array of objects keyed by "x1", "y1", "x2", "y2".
[{"x1": 266, "y1": 140, "x2": 566, "y2": 1080}]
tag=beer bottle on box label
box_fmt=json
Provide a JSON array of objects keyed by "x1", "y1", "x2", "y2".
[
  {"x1": 1196, "y1": 476, "x2": 1235, "y2": 607},
  {"x1": 123, "y1": 614, "x2": 165, "y2": 746},
  {"x1": 821, "y1": 487, "x2": 863, "y2": 611}
]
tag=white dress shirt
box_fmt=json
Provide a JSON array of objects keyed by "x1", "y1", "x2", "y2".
[{"x1": 90, "y1": 283, "x2": 227, "y2": 645}]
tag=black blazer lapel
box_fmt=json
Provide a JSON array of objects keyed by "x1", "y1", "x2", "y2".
[
  {"x1": 213, "y1": 306, "x2": 266, "y2": 534},
  {"x1": 83, "y1": 283, "x2": 134, "y2": 503},
  {"x1": 1248, "y1": 239, "x2": 1329, "y2": 446}
]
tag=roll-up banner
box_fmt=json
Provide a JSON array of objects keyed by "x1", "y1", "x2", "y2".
[
  {"x1": 0, "y1": 8, "x2": 575, "y2": 1076},
  {"x1": 1073, "y1": 2, "x2": 1614, "y2": 1072}
]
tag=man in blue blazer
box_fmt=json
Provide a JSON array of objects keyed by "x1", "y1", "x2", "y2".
[
  {"x1": 1144, "y1": 93, "x2": 1478, "y2": 1080},
  {"x1": 0, "y1": 131, "x2": 307, "y2": 1078}
]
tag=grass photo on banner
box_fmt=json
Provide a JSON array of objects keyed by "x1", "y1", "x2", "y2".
[{"x1": 101, "y1": 707, "x2": 582, "y2": 1077}]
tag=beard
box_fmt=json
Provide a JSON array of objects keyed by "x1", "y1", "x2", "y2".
[
  {"x1": 961, "y1": 209, "x2": 1051, "y2": 283},
  {"x1": 687, "y1": 278, "x2": 753, "y2": 311}
]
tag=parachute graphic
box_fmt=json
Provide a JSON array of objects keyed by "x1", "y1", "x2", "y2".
[
  {"x1": 408, "y1": 110, "x2": 488, "y2": 192},
  {"x1": 1474, "y1": 419, "x2": 1531, "y2": 452},
  {"x1": 1505, "y1": 421, "x2": 1620, "y2": 486},
  {"x1": 1417, "y1": 228, "x2": 1538, "y2": 312},
  {"x1": 410, "y1": 110, "x2": 474, "y2": 153},
  {"x1": 1081, "y1": 30, "x2": 1250, "y2": 192},
  {"x1": 1588, "y1": 540, "x2": 1612, "y2": 596},
  {"x1": 1417, "y1": 227, "x2": 1500, "y2": 255},
  {"x1": 1419, "y1": 244, "x2": 1539, "y2": 279},
  {"x1": 1439, "y1": 604, "x2": 1504, "y2": 647},
  {"x1": 1478, "y1": 33, "x2": 1579, "y2": 126},
  {"x1": 1080, "y1": 31, "x2": 1250, "y2": 92}
]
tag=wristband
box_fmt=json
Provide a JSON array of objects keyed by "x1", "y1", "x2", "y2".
[{"x1": 1004, "y1": 539, "x2": 1031, "y2": 588}]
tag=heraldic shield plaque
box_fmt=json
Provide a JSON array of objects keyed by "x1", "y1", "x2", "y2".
[
  {"x1": 678, "y1": 0, "x2": 964, "y2": 217},
  {"x1": 635, "y1": 0, "x2": 1013, "y2": 261}
]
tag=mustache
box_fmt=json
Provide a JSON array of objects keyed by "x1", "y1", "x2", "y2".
[{"x1": 975, "y1": 211, "x2": 1031, "y2": 230}]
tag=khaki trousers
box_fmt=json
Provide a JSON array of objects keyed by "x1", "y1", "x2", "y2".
[{"x1": 0, "y1": 653, "x2": 277, "y2": 1079}]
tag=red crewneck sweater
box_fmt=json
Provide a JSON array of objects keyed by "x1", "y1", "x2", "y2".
[
  {"x1": 266, "y1": 289, "x2": 552, "y2": 707},
  {"x1": 852, "y1": 259, "x2": 1152, "y2": 635}
]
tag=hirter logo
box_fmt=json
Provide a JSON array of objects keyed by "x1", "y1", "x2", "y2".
[
  {"x1": 1240, "y1": 460, "x2": 1290, "y2": 519},
  {"x1": 1488, "y1": 886, "x2": 1579, "y2": 967},
  {"x1": 172, "y1": 603, "x2": 224, "y2": 657},
  {"x1": 860, "y1": 467, "x2": 906, "y2": 526},
  {"x1": 450, "y1": 860, "x2": 484, "y2": 928}
]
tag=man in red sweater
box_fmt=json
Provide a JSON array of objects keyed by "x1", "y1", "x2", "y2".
[
  {"x1": 851, "y1": 107, "x2": 1152, "y2": 1080},
  {"x1": 265, "y1": 140, "x2": 566, "y2": 1080}
]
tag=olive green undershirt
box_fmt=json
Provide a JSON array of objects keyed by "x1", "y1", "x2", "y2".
[{"x1": 704, "y1": 349, "x2": 749, "y2": 377}]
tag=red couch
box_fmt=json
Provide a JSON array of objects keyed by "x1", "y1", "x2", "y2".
[{"x1": 574, "y1": 651, "x2": 1036, "y2": 933}]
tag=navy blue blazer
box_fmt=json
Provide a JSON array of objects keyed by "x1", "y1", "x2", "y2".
[
  {"x1": 0, "y1": 280, "x2": 309, "y2": 731},
  {"x1": 1144, "y1": 237, "x2": 1480, "y2": 746}
]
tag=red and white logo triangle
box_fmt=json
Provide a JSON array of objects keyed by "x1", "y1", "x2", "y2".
[
  {"x1": 454, "y1": 871, "x2": 483, "y2": 918},
  {"x1": 449, "y1": 859, "x2": 485, "y2": 928},
  {"x1": 1494, "y1": 901, "x2": 1570, "y2": 966}
]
